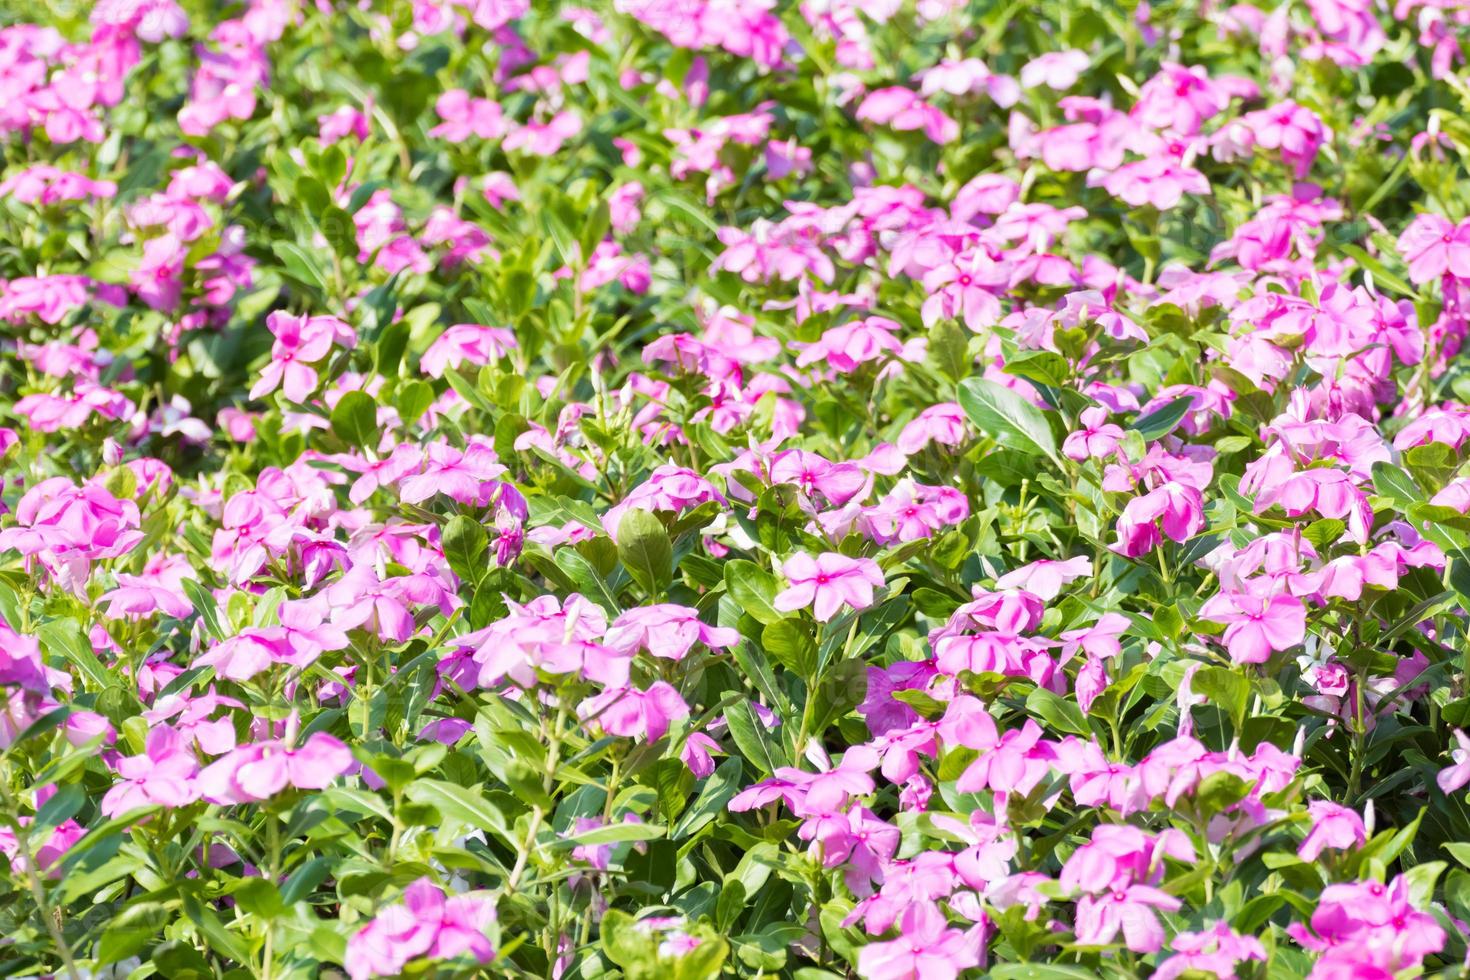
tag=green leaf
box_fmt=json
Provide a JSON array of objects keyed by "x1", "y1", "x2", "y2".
[
  {"x1": 1024, "y1": 687, "x2": 1091, "y2": 737},
  {"x1": 724, "y1": 560, "x2": 785, "y2": 626},
  {"x1": 32, "y1": 783, "x2": 85, "y2": 834},
  {"x1": 552, "y1": 820, "x2": 667, "y2": 849},
  {"x1": 724, "y1": 700, "x2": 785, "y2": 775},
  {"x1": 989, "y1": 966, "x2": 1108, "y2": 980},
  {"x1": 761, "y1": 619, "x2": 816, "y2": 678},
  {"x1": 1191, "y1": 665, "x2": 1250, "y2": 732},
  {"x1": 395, "y1": 380, "x2": 435, "y2": 426},
  {"x1": 181, "y1": 578, "x2": 226, "y2": 640},
  {"x1": 1340, "y1": 242, "x2": 1414, "y2": 297},
  {"x1": 1131, "y1": 397, "x2": 1192, "y2": 442},
  {"x1": 233, "y1": 878, "x2": 283, "y2": 918},
  {"x1": 320, "y1": 205, "x2": 357, "y2": 260},
  {"x1": 957, "y1": 377, "x2": 1059, "y2": 463},
  {"x1": 330, "y1": 390, "x2": 379, "y2": 449},
  {"x1": 927, "y1": 319, "x2": 971, "y2": 383},
  {"x1": 1302, "y1": 518, "x2": 1346, "y2": 550},
  {"x1": 403, "y1": 780, "x2": 516, "y2": 848},
  {"x1": 280, "y1": 856, "x2": 334, "y2": 905},
  {"x1": 442, "y1": 515, "x2": 489, "y2": 587},
  {"x1": 38, "y1": 617, "x2": 112, "y2": 692},
  {"x1": 270, "y1": 241, "x2": 329, "y2": 293},
  {"x1": 1403, "y1": 860, "x2": 1446, "y2": 906},
  {"x1": 1371, "y1": 461, "x2": 1422, "y2": 507},
  {"x1": 1004, "y1": 350, "x2": 1070, "y2": 389},
  {"x1": 1405, "y1": 441, "x2": 1458, "y2": 491},
  {"x1": 1195, "y1": 770, "x2": 1252, "y2": 813},
  {"x1": 618, "y1": 509, "x2": 674, "y2": 596},
  {"x1": 673, "y1": 758, "x2": 743, "y2": 841}
]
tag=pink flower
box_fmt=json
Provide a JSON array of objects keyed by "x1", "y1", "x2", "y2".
[
  {"x1": 1298, "y1": 801, "x2": 1366, "y2": 861},
  {"x1": 100, "y1": 553, "x2": 193, "y2": 619},
  {"x1": 218, "y1": 407, "x2": 258, "y2": 442},
  {"x1": 1242, "y1": 100, "x2": 1330, "y2": 177},
  {"x1": 101, "y1": 726, "x2": 201, "y2": 817},
  {"x1": 1096, "y1": 156, "x2": 1210, "y2": 210},
  {"x1": 249, "y1": 312, "x2": 357, "y2": 403},
  {"x1": 603, "y1": 605, "x2": 739, "y2": 660},
  {"x1": 197, "y1": 732, "x2": 354, "y2": 804},
  {"x1": 995, "y1": 556, "x2": 1093, "y2": 601},
  {"x1": 854, "y1": 87, "x2": 958, "y2": 144},
  {"x1": 1199, "y1": 589, "x2": 1307, "y2": 664},
  {"x1": 420, "y1": 324, "x2": 518, "y2": 378},
  {"x1": 579, "y1": 681, "x2": 690, "y2": 741},
  {"x1": 1062, "y1": 407, "x2": 1125, "y2": 461},
  {"x1": 601, "y1": 466, "x2": 726, "y2": 542},
  {"x1": 856, "y1": 901, "x2": 984, "y2": 980},
  {"x1": 503, "y1": 111, "x2": 582, "y2": 155},
  {"x1": 896, "y1": 403, "x2": 968, "y2": 455},
  {"x1": 0, "y1": 816, "x2": 84, "y2": 878},
  {"x1": 319, "y1": 103, "x2": 370, "y2": 143},
  {"x1": 1251, "y1": 466, "x2": 1372, "y2": 543},
  {"x1": 1396, "y1": 213, "x2": 1470, "y2": 284},
  {"x1": 1437, "y1": 729, "x2": 1470, "y2": 794},
  {"x1": 1074, "y1": 883, "x2": 1182, "y2": 953},
  {"x1": 775, "y1": 552, "x2": 885, "y2": 622},
  {"x1": 428, "y1": 89, "x2": 507, "y2": 142},
  {"x1": 921, "y1": 254, "x2": 1003, "y2": 332},
  {"x1": 1111, "y1": 482, "x2": 1205, "y2": 557},
  {"x1": 1155, "y1": 921, "x2": 1266, "y2": 980},
  {"x1": 345, "y1": 878, "x2": 496, "y2": 980},
  {"x1": 956, "y1": 719, "x2": 1056, "y2": 795},
  {"x1": 1020, "y1": 49, "x2": 1089, "y2": 90},
  {"x1": 397, "y1": 441, "x2": 510, "y2": 506},
  {"x1": 769, "y1": 450, "x2": 871, "y2": 506}
]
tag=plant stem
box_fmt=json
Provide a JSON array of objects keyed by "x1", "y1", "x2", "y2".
[{"x1": 0, "y1": 776, "x2": 81, "y2": 980}]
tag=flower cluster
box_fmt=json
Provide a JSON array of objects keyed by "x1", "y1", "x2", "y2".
[{"x1": 1, "y1": 2, "x2": 1470, "y2": 979}]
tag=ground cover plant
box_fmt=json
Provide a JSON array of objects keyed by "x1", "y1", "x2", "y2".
[{"x1": 6, "y1": 0, "x2": 1470, "y2": 977}]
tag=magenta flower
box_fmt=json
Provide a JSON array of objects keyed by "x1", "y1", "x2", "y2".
[
  {"x1": 855, "y1": 901, "x2": 983, "y2": 980},
  {"x1": 197, "y1": 732, "x2": 354, "y2": 804},
  {"x1": 1020, "y1": 49, "x2": 1089, "y2": 89},
  {"x1": 101, "y1": 726, "x2": 201, "y2": 817},
  {"x1": 345, "y1": 878, "x2": 496, "y2": 980},
  {"x1": 1062, "y1": 408, "x2": 1125, "y2": 462},
  {"x1": 1199, "y1": 588, "x2": 1307, "y2": 664},
  {"x1": 603, "y1": 604, "x2": 739, "y2": 660},
  {"x1": 1437, "y1": 729, "x2": 1470, "y2": 794},
  {"x1": 420, "y1": 324, "x2": 518, "y2": 378},
  {"x1": 774, "y1": 552, "x2": 885, "y2": 622},
  {"x1": 578, "y1": 681, "x2": 689, "y2": 741},
  {"x1": 249, "y1": 312, "x2": 358, "y2": 403},
  {"x1": 995, "y1": 556, "x2": 1093, "y2": 602},
  {"x1": 428, "y1": 89, "x2": 507, "y2": 142},
  {"x1": 1298, "y1": 801, "x2": 1366, "y2": 861},
  {"x1": 1074, "y1": 883, "x2": 1182, "y2": 953},
  {"x1": 1397, "y1": 213, "x2": 1470, "y2": 284}
]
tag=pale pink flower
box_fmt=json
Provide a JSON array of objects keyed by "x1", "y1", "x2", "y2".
[{"x1": 774, "y1": 552, "x2": 886, "y2": 621}]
